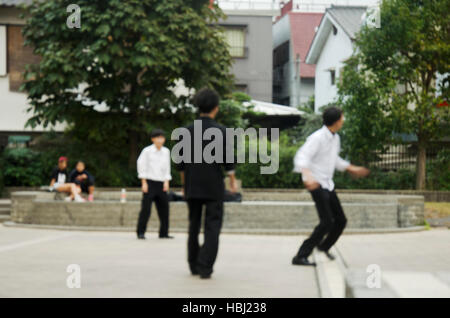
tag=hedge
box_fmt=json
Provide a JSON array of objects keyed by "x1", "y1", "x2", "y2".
[{"x1": 1, "y1": 138, "x2": 448, "y2": 191}]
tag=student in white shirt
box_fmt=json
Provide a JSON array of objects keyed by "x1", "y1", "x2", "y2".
[
  {"x1": 136, "y1": 129, "x2": 173, "y2": 240},
  {"x1": 292, "y1": 106, "x2": 370, "y2": 266}
]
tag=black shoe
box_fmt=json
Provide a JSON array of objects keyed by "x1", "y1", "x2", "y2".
[
  {"x1": 292, "y1": 256, "x2": 316, "y2": 266},
  {"x1": 159, "y1": 235, "x2": 174, "y2": 239},
  {"x1": 323, "y1": 251, "x2": 335, "y2": 260},
  {"x1": 200, "y1": 273, "x2": 211, "y2": 279},
  {"x1": 197, "y1": 267, "x2": 212, "y2": 279},
  {"x1": 190, "y1": 265, "x2": 199, "y2": 276},
  {"x1": 137, "y1": 234, "x2": 146, "y2": 240},
  {"x1": 317, "y1": 247, "x2": 336, "y2": 260}
]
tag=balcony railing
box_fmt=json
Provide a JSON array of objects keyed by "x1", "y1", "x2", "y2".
[
  {"x1": 289, "y1": 0, "x2": 380, "y2": 12},
  {"x1": 217, "y1": 0, "x2": 380, "y2": 13},
  {"x1": 218, "y1": 0, "x2": 279, "y2": 11}
]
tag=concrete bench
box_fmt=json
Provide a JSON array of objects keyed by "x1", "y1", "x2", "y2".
[{"x1": 10, "y1": 191, "x2": 424, "y2": 231}]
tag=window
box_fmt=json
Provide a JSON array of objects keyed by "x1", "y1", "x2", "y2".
[
  {"x1": 7, "y1": 26, "x2": 41, "y2": 91},
  {"x1": 330, "y1": 69, "x2": 336, "y2": 85},
  {"x1": 234, "y1": 84, "x2": 248, "y2": 93},
  {"x1": 0, "y1": 26, "x2": 6, "y2": 76},
  {"x1": 224, "y1": 27, "x2": 246, "y2": 58}
]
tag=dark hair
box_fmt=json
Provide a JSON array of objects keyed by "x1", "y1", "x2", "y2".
[
  {"x1": 150, "y1": 129, "x2": 165, "y2": 138},
  {"x1": 323, "y1": 106, "x2": 343, "y2": 126},
  {"x1": 193, "y1": 87, "x2": 219, "y2": 114}
]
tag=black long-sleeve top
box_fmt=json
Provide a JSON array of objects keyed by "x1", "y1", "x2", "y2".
[{"x1": 176, "y1": 116, "x2": 235, "y2": 201}]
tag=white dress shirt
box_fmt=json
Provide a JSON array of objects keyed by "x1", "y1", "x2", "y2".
[
  {"x1": 293, "y1": 125, "x2": 350, "y2": 191},
  {"x1": 137, "y1": 144, "x2": 172, "y2": 182}
]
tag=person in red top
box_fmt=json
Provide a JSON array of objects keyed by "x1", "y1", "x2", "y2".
[{"x1": 49, "y1": 156, "x2": 84, "y2": 202}]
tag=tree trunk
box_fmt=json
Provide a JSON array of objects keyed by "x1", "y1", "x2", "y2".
[
  {"x1": 128, "y1": 129, "x2": 138, "y2": 169},
  {"x1": 415, "y1": 140, "x2": 426, "y2": 190}
]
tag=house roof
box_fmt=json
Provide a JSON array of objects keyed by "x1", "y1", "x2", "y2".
[
  {"x1": 327, "y1": 5, "x2": 367, "y2": 39},
  {"x1": 288, "y1": 12, "x2": 323, "y2": 78},
  {"x1": 244, "y1": 100, "x2": 304, "y2": 116},
  {"x1": 0, "y1": 0, "x2": 32, "y2": 6},
  {"x1": 305, "y1": 5, "x2": 367, "y2": 64}
]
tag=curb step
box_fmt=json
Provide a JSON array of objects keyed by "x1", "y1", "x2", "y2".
[
  {"x1": 0, "y1": 208, "x2": 11, "y2": 215},
  {"x1": 0, "y1": 199, "x2": 11, "y2": 205},
  {"x1": 0, "y1": 200, "x2": 12, "y2": 218},
  {"x1": 0, "y1": 215, "x2": 11, "y2": 223},
  {"x1": 313, "y1": 247, "x2": 347, "y2": 298}
]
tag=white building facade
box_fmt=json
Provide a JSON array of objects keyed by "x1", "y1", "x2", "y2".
[
  {"x1": 305, "y1": 5, "x2": 368, "y2": 112},
  {"x1": 0, "y1": 1, "x2": 65, "y2": 146}
]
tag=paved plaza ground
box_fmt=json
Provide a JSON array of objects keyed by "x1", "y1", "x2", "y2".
[
  {"x1": 336, "y1": 229, "x2": 450, "y2": 297},
  {"x1": 0, "y1": 224, "x2": 448, "y2": 298},
  {"x1": 337, "y1": 229, "x2": 450, "y2": 273},
  {"x1": 0, "y1": 225, "x2": 318, "y2": 298}
]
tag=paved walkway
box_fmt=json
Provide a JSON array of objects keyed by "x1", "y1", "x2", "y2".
[
  {"x1": 1, "y1": 224, "x2": 448, "y2": 298},
  {"x1": 336, "y1": 229, "x2": 450, "y2": 297},
  {"x1": 0, "y1": 225, "x2": 318, "y2": 298},
  {"x1": 337, "y1": 229, "x2": 450, "y2": 272}
]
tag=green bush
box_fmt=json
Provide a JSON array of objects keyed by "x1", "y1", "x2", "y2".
[
  {"x1": 0, "y1": 132, "x2": 185, "y2": 188},
  {"x1": 427, "y1": 149, "x2": 450, "y2": 190},
  {"x1": 236, "y1": 139, "x2": 301, "y2": 189},
  {"x1": 2, "y1": 148, "x2": 46, "y2": 186},
  {"x1": 235, "y1": 132, "x2": 419, "y2": 190},
  {"x1": 0, "y1": 134, "x2": 136, "y2": 188},
  {"x1": 1, "y1": 131, "x2": 447, "y2": 191},
  {"x1": 0, "y1": 155, "x2": 4, "y2": 196},
  {"x1": 334, "y1": 168, "x2": 415, "y2": 190}
]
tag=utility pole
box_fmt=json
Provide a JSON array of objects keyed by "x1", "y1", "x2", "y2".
[{"x1": 294, "y1": 53, "x2": 301, "y2": 107}]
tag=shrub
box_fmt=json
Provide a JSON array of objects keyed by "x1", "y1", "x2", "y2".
[
  {"x1": 235, "y1": 132, "x2": 418, "y2": 190},
  {"x1": 1, "y1": 131, "x2": 447, "y2": 191},
  {"x1": 0, "y1": 155, "x2": 4, "y2": 196},
  {"x1": 334, "y1": 168, "x2": 415, "y2": 190},
  {"x1": 427, "y1": 149, "x2": 450, "y2": 190},
  {"x1": 2, "y1": 148, "x2": 46, "y2": 186},
  {"x1": 236, "y1": 133, "x2": 302, "y2": 188}
]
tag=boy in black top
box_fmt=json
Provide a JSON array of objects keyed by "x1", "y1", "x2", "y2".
[
  {"x1": 69, "y1": 161, "x2": 95, "y2": 202},
  {"x1": 176, "y1": 88, "x2": 237, "y2": 279},
  {"x1": 50, "y1": 156, "x2": 84, "y2": 202}
]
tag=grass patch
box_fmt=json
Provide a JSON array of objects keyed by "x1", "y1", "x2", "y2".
[{"x1": 424, "y1": 202, "x2": 450, "y2": 219}]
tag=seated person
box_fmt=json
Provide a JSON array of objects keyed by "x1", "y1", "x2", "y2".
[
  {"x1": 50, "y1": 156, "x2": 84, "y2": 202},
  {"x1": 69, "y1": 161, "x2": 95, "y2": 202}
]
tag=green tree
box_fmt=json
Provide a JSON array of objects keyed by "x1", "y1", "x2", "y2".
[
  {"x1": 216, "y1": 92, "x2": 253, "y2": 128},
  {"x1": 338, "y1": 0, "x2": 450, "y2": 189},
  {"x1": 338, "y1": 55, "x2": 396, "y2": 165},
  {"x1": 21, "y1": 0, "x2": 233, "y2": 168},
  {"x1": 286, "y1": 97, "x2": 324, "y2": 146}
]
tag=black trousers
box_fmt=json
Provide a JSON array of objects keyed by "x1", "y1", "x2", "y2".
[
  {"x1": 187, "y1": 199, "x2": 224, "y2": 275},
  {"x1": 297, "y1": 186, "x2": 347, "y2": 258},
  {"x1": 136, "y1": 180, "x2": 169, "y2": 237},
  {"x1": 78, "y1": 180, "x2": 94, "y2": 194}
]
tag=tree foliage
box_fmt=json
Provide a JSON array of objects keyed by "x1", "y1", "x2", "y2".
[
  {"x1": 338, "y1": 55, "x2": 397, "y2": 165},
  {"x1": 286, "y1": 97, "x2": 324, "y2": 146},
  {"x1": 21, "y1": 0, "x2": 234, "y2": 166},
  {"x1": 338, "y1": 0, "x2": 450, "y2": 188}
]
